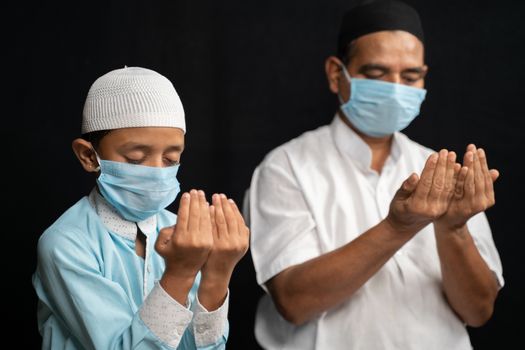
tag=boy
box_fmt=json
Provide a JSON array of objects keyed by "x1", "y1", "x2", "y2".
[{"x1": 32, "y1": 66, "x2": 249, "y2": 349}]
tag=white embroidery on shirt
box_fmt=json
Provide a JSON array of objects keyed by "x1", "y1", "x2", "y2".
[
  {"x1": 140, "y1": 283, "x2": 193, "y2": 347},
  {"x1": 191, "y1": 291, "x2": 229, "y2": 347},
  {"x1": 88, "y1": 189, "x2": 156, "y2": 241}
]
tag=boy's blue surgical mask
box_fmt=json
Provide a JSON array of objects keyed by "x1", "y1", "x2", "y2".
[
  {"x1": 94, "y1": 153, "x2": 181, "y2": 222},
  {"x1": 339, "y1": 66, "x2": 427, "y2": 138}
]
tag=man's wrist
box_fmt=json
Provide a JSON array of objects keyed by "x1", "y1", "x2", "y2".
[
  {"x1": 382, "y1": 216, "x2": 422, "y2": 239},
  {"x1": 433, "y1": 218, "x2": 468, "y2": 236}
]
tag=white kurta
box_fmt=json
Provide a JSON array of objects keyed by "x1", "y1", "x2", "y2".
[{"x1": 246, "y1": 116, "x2": 503, "y2": 350}]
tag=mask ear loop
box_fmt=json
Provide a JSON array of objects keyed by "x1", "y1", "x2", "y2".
[
  {"x1": 91, "y1": 147, "x2": 101, "y2": 172},
  {"x1": 338, "y1": 64, "x2": 352, "y2": 105}
]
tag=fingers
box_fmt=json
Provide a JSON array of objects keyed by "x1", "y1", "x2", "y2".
[
  {"x1": 490, "y1": 169, "x2": 500, "y2": 182},
  {"x1": 463, "y1": 144, "x2": 477, "y2": 197},
  {"x1": 209, "y1": 205, "x2": 218, "y2": 237},
  {"x1": 397, "y1": 173, "x2": 419, "y2": 200},
  {"x1": 187, "y1": 189, "x2": 201, "y2": 231},
  {"x1": 212, "y1": 194, "x2": 228, "y2": 239},
  {"x1": 452, "y1": 162, "x2": 461, "y2": 193},
  {"x1": 473, "y1": 148, "x2": 486, "y2": 196},
  {"x1": 211, "y1": 193, "x2": 246, "y2": 235},
  {"x1": 405, "y1": 173, "x2": 420, "y2": 191},
  {"x1": 228, "y1": 197, "x2": 249, "y2": 237},
  {"x1": 443, "y1": 151, "x2": 459, "y2": 202},
  {"x1": 198, "y1": 190, "x2": 211, "y2": 233},
  {"x1": 454, "y1": 165, "x2": 468, "y2": 200},
  {"x1": 220, "y1": 194, "x2": 240, "y2": 235},
  {"x1": 467, "y1": 145, "x2": 499, "y2": 183},
  {"x1": 463, "y1": 151, "x2": 476, "y2": 198},
  {"x1": 478, "y1": 148, "x2": 498, "y2": 206},
  {"x1": 460, "y1": 144, "x2": 500, "y2": 194},
  {"x1": 478, "y1": 148, "x2": 499, "y2": 191},
  {"x1": 477, "y1": 148, "x2": 490, "y2": 176},
  {"x1": 393, "y1": 173, "x2": 419, "y2": 202},
  {"x1": 414, "y1": 153, "x2": 438, "y2": 201},
  {"x1": 453, "y1": 145, "x2": 475, "y2": 201},
  {"x1": 428, "y1": 149, "x2": 448, "y2": 201},
  {"x1": 465, "y1": 143, "x2": 481, "y2": 195},
  {"x1": 155, "y1": 226, "x2": 174, "y2": 255},
  {"x1": 176, "y1": 192, "x2": 191, "y2": 230},
  {"x1": 477, "y1": 148, "x2": 492, "y2": 196}
]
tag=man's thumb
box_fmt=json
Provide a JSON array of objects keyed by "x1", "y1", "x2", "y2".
[{"x1": 395, "y1": 173, "x2": 419, "y2": 200}]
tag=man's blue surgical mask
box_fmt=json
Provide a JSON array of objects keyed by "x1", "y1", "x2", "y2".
[
  {"x1": 339, "y1": 66, "x2": 427, "y2": 138},
  {"x1": 94, "y1": 153, "x2": 181, "y2": 222}
]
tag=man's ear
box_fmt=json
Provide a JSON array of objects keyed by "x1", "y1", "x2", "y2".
[
  {"x1": 418, "y1": 64, "x2": 429, "y2": 88},
  {"x1": 72, "y1": 138, "x2": 99, "y2": 172},
  {"x1": 325, "y1": 56, "x2": 345, "y2": 95},
  {"x1": 421, "y1": 64, "x2": 429, "y2": 78}
]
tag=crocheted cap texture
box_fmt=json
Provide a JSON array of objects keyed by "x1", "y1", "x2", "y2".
[{"x1": 82, "y1": 66, "x2": 186, "y2": 134}]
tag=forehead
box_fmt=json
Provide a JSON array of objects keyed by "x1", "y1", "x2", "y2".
[
  {"x1": 351, "y1": 30, "x2": 425, "y2": 67},
  {"x1": 100, "y1": 127, "x2": 185, "y2": 147}
]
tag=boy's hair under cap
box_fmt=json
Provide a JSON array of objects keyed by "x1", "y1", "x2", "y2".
[{"x1": 82, "y1": 66, "x2": 186, "y2": 134}]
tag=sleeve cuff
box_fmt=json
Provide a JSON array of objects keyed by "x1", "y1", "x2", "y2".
[
  {"x1": 191, "y1": 289, "x2": 229, "y2": 347},
  {"x1": 256, "y1": 246, "x2": 319, "y2": 291},
  {"x1": 139, "y1": 282, "x2": 193, "y2": 348}
]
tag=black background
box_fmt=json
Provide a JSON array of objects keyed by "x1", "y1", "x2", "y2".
[{"x1": 7, "y1": 0, "x2": 525, "y2": 348}]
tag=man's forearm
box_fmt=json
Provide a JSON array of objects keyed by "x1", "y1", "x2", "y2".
[
  {"x1": 268, "y1": 219, "x2": 416, "y2": 325},
  {"x1": 434, "y1": 223, "x2": 499, "y2": 327}
]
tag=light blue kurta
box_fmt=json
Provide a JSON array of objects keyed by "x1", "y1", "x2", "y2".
[{"x1": 32, "y1": 190, "x2": 228, "y2": 350}]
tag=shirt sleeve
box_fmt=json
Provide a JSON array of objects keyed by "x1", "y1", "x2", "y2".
[
  {"x1": 140, "y1": 283, "x2": 193, "y2": 347},
  {"x1": 467, "y1": 212, "x2": 504, "y2": 288},
  {"x1": 246, "y1": 149, "x2": 322, "y2": 289},
  {"x1": 189, "y1": 291, "x2": 229, "y2": 348},
  {"x1": 140, "y1": 284, "x2": 229, "y2": 349},
  {"x1": 33, "y1": 227, "x2": 193, "y2": 350}
]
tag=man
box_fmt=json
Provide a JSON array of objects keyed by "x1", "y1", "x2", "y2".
[
  {"x1": 32, "y1": 66, "x2": 249, "y2": 349},
  {"x1": 245, "y1": 1, "x2": 503, "y2": 349}
]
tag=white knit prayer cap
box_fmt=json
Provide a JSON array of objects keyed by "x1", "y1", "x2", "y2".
[{"x1": 81, "y1": 66, "x2": 186, "y2": 134}]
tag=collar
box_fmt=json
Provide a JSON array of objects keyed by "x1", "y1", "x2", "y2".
[
  {"x1": 88, "y1": 188, "x2": 157, "y2": 241},
  {"x1": 331, "y1": 114, "x2": 402, "y2": 173}
]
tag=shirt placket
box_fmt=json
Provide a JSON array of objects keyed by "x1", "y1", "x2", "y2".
[
  {"x1": 378, "y1": 168, "x2": 406, "y2": 260},
  {"x1": 375, "y1": 178, "x2": 389, "y2": 220},
  {"x1": 377, "y1": 167, "x2": 409, "y2": 345},
  {"x1": 142, "y1": 232, "x2": 153, "y2": 301}
]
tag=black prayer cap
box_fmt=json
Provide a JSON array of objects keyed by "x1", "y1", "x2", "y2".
[{"x1": 337, "y1": 0, "x2": 424, "y2": 58}]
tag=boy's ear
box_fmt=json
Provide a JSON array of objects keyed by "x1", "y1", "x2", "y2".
[{"x1": 72, "y1": 138, "x2": 99, "y2": 172}]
